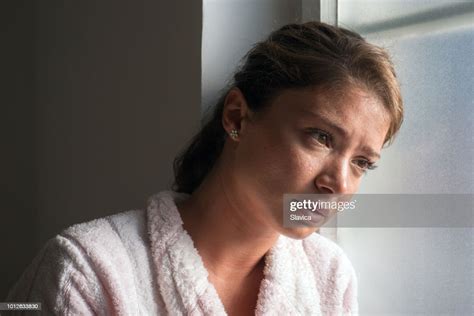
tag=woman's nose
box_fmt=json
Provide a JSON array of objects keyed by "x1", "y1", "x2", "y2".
[{"x1": 314, "y1": 157, "x2": 351, "y2": 194}]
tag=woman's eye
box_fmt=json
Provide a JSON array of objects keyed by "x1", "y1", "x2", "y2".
[
  {"x1": 308, "y1": 129, "x2": 331, "y2": 147},
  {"x1": 354, "y1": 159, "x2": 377, "y2": 172}
]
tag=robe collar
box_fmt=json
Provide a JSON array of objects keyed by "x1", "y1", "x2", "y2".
[{"x1": 147, "y1": 191, "x2": 322, "y2": 315}]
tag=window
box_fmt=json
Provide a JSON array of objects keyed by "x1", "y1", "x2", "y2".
[{"x1": 338, "y1": 1, "x2": 473, "y2": 314}]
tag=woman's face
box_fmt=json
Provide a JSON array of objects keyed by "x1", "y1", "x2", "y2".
[{"x1": 229, "y1": 85, "x2": 390, "y2": 239}]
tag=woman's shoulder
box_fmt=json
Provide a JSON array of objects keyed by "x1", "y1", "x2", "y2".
[
  {"x1": 61, "y1": 208, "x2": 148, "y2": 246},
  {"x1": 7, "y1": 209, "x2": 154, "y2": 314},
  {"x1": 52, "y1": 208, "x2": 152, "y2": 278}
]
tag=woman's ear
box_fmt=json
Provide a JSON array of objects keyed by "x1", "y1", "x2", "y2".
[{"x1": 222, "y1": 88, "x2": 252, "y2": 141}]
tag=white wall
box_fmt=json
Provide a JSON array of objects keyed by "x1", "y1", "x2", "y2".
[{"x1": 202, "y1": 0, "x2": 303, "y2": 113}]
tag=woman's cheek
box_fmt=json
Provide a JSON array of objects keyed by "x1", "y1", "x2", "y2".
[
  {"x1": 292, "y1": 149, "x2": 327, "y2": 187},
  {"x1": 270, "y1": 148, "x2": 313, "y2": 192}
]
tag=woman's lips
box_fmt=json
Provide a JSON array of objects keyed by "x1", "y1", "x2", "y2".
[
  {"x1": 314, "y1": 208, "x2": 330, "y2": 217},
  {"x1": 299, "y1": 206, "x2": 330, "y2": 217}
]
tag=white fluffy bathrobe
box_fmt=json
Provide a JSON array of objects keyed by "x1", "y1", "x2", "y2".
[{"x1": 8, "y1": 191, "x2": 358, "y2": 315}]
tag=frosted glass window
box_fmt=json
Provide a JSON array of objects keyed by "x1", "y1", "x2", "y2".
[{"x1": 338, "y1": 1, "x2": 473, "y2": 314}]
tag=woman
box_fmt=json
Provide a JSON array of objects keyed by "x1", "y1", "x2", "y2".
[{"x1": 8, "y1": 22, "x2": 403, "y2": 315}]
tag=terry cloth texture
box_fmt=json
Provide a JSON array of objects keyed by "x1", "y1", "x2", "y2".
[{"x1": 7, "y1": 191, "x2": 359, "y2": 315}]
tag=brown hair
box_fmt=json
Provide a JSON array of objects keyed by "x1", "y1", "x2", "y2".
[{"x1": 173, "y1": 21, "x2": 403, "y2": 194}]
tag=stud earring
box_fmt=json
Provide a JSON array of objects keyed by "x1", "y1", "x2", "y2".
[{"x1": 229, "y1": 129, "x2": 239, "y2": 140}]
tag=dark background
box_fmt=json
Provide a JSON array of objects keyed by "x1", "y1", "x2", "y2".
[{"x1": 1, "y1": 0, "x2": 202, "y2": 299}]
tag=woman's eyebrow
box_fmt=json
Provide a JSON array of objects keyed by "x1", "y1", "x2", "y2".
[
  {"x1": 301, "y1": 110, "x2": 349, "y2": 138},
  {"x1": 359, "y1": 145, "x2": 381, "y2": 159}
]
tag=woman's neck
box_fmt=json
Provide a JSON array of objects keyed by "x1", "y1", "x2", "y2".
[{"x1": 177, "y1": 161, "x2": 279, "y2": 281}]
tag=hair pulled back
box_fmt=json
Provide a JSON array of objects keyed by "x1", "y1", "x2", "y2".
[{"x1": 173, "y1": 21, "x2": 403, "y2": 194}]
